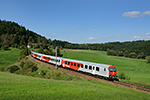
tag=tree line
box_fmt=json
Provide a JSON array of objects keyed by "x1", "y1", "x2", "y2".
[{"x1": 0, "y1": 19, "x2": 150, "y2": 61}]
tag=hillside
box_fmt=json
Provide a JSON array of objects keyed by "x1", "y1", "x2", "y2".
[
  {"x1": 0, "y1": 72, "x2": 150, "y2": 100},
  {"x1": 63, "y1": 49, "x2": 150, "y2": 84},
  {"x1": 0, "y1": 20, "x2": 49, "y2": 48}
]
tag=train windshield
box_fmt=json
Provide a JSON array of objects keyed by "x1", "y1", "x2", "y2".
[
  {"x1": 109, "y1": 68, "x2": 113, "y2": 72},
  {"x1": 113, "y1": 68, "x2": 116, "y2": 72},
  {"x1": 109, "y1": 68, "x2": 116, "y2": 72}
]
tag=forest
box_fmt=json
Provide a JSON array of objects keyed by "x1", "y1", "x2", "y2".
[{"x1": 0, "y1": 19, "x2": 150, "y2": 59}]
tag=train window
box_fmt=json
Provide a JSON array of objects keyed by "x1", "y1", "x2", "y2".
[
  {"x1": 104, "y1": 68, "x2": 106, "y2": 71},
  {"x1": 71, "y1": 62, "x2": 73, "y2": 66},
  {"x1": 89, "y1": 66, "x2": 92, "y2": 70},
  {"x1": 68, "y1": 62, "x2": 70, "y2": 65},
  {"x1": 93, "y1": 67, "x2": 95, "y2": 70},
  {"x1": 74, "y1": 63, "x2": 76, "y2": 66},
  {"x1": 77, "y1": 64, "x2": 80, "y2": 67},
  {"x1": 81, "y1": 64, "x2": 83, "y2": 68},
  {"x1": 96, "y1": 67, "x2": 99, "y2": 71},
  {"x1": 85, "y1": 65, "x2": 88, "y2": 69},
  {"x1": 109, "y1": 68, "x2": 113, "y2": 72},
  {"x1": 65, "y1": 61, "x2": 67, "y2": 64},
  {"x1": 37, "y1": 55, "x2": 41, "y2": 58},
  {"x1": 113, "y1": 68, "x2": 116, "y2": 72}
]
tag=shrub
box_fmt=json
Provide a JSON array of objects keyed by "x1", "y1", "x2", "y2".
[
  {"x1": 31, "y1": 65, "x2": 38, "y2": 72},
  {"x1": 10, "y1": 65, "x2": 20, "y2": 73},
  {"x1": 118, "y1": 72, "x2": 126, "y2": 79},
  {"x1": 41, "y1": 70, "x2": 47, "y2": 76},
  {"x1": 24, "y1": 60, "x2": 35, "y2": 68},
  {"x1": 19, "y1": 60, "x2": 25, "y2": 69},
  {"x1": 118, "y1": 72, "x2": 130, "y2": 80},
  {"x1": 107, "y1": 49, "x2": 117, "y2": 56},
  {"x1": 0, "y1": 68, "x2": 4, "y2": 71},
  {"x1": 146, "y1": 56, "x2": 150, "y2": 63},
  {"x1": 55, "y1": 72, "x2": 61, "y2": 77},
  {"x1": 128, "y1": 52, "x2": 137, "y2": 58},
  {"x1": 18, "y1": 48, "x2": 30, "y2": 61}
]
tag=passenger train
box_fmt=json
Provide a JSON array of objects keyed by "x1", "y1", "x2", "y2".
[{"x1": 31, "y1": 51, "x2": 117, "y2": 79}]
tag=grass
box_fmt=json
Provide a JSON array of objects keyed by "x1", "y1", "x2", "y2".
[
  {"x1": 0, "y1": 48, "x2": 22, "y2": 68},
  {"x1": 0, "y1": 72, "x2": 150, "y2": 100},
  {"x1": 63, "y1": 49, "x2": 150, "y2": 84},
  {"x1": 0, "y1": 48, "x2": 150, "y2": 99}
]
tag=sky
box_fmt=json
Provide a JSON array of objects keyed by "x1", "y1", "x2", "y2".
[{"x1": 0, "y1": 0, "x2": 150, "y2": 43}]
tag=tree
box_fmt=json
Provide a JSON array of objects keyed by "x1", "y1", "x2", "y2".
[
  {"x1": 2, "y1": 40, "x2": 9, "y2": 50},
  {"x1": 146, "y1": 56, "x2": 150, "y2": 63}
]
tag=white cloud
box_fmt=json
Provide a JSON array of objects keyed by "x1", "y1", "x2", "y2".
[
  {"x1": 91, "y1": 29, "x2": 96, "y2": 31},
  {"x1": 52, "y1": 33, "x2": 56, "y2": 35},
  {"x1": 76, "y1": 31, "x2": 79, "y2": 32},
  {"x1": 145, "y1": 33, "x2": 150, "y2": 35},
  {"x1": 122, "y1": 11, "x2": 141, "y2": 18},
  {"x1": 87, "y1": 37, "x2": 100, "y2": 41},
  {"x1": 131, "y1": 36, "x2": 140, "y2": 39},
  {"x1": 140, "y1": 11, "x2": 150, "y2": 16}
]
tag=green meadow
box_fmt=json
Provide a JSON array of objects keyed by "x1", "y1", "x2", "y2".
[
  {"x1": 0, "y1": 48, "x2": 22, "y2": 68},
  {"x1": 0, "y1": 72, "x2": 150, "y2": 100},
  {"x1": 63, "y1": 49, "x2": 150, "y2": 84},
  {"x1": 0, "y1": 48, "x2": 150, "y2": 100}
]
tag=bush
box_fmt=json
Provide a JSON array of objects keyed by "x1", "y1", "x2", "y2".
[
  {"x1": 31, "y1": 65, "x2": 38, "y2": 72},
  {"x1": 128, "y1": 52, "x2": 137, "y2": 58},
  {"x1": 107, "y1": 49, "x2": 117, "y2": 56},
  {"x1": 19, "y1": 60, "x2": 25, "y2": 69},
  {"x1": 118, "y1": 72, "x2": 126, "y2": 79},
  {"x1": 41, "y1": 70, "x2": 47, "y2": 76},
  {"x1": 10, "y1": 65, "x2": 20, "y2": 73},
  {"x1": 18, "y1": 48, "x2": 30, "y2": 61},
  {"x1": 146, "y1": 56, "x2": 150, "y2": 63},
  {"x1": 118, "y1": 72, "x2": 130, "y2": 80},
  {"x1": 0, "y1": 68, "x2": 4, "y2": 71}
]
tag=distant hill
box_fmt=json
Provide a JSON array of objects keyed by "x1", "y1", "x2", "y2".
[{"x1": 0, "y1": 19, "x2": 49, "y2": 48}]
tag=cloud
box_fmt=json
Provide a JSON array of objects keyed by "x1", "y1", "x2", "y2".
[
  {"x1": 52, "y1": 33, "x2": 56, "y2": 35},
  {"x1": 140, "y1": 11, "x2": 150, "y2": 16},
  {"x1": 76, "y1": 31, "x2": 79, "y2": 32},
  {"x1": 131, "y1": 36, "x2": 140, "y2": 39},
  {"x1": 91, "y1": 29, "x2": 96, "y2": 31},
  {"x1": 122, "y1": 11, "x2": 141, "y2": 18},
  {"x1": 145, "y1": 33, "x2": 150, "y2": 35},
  {"x1": 87, "y1": 37, "x2": 100, "y2": 41}
]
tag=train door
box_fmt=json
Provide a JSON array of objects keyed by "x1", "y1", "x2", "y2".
[{"x1": 92, "y1": 66, "x2": 96, "y2": 75}]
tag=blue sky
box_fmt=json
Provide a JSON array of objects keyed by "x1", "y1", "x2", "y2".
[{"x1": 0, "y1": 0, "x2": 150, "y2": 43}]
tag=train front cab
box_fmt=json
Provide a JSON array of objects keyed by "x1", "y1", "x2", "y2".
[{"x1": 108, "y1": 66, "x2": 117, "y2": 79}]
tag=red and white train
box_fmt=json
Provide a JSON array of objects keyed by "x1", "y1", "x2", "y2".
[{"x1": 31, "y1": 51, "x2": 117, "y2": 79}]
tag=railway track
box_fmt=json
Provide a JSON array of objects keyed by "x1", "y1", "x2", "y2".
[{"x1": 29, "y1": 55, "x2": 150, "y2": 94}]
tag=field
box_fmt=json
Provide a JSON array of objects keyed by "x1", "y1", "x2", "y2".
[
  {"x1": 0, "y1": 72, "x2": 150, "y2": 100},
  {"x1": 0, "y1": 48, "x2": 150, "y2": 99},
  {"x1": 63, "y1": 49, "x2": 150, "y2": 84},
  {"x1": 0, "y1": 48, "x2": 22, "y2": 68}
]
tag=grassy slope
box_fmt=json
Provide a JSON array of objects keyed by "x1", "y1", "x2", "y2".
[
  {"x1": 63, "y1": 49, "x2": 150, "y2": 84},
  {"x1": 0, "y1": 72, "x2": 150, "y2": 100},
  {"x1": 0, "y1": 48, "x2": 22, "y2": 68}
]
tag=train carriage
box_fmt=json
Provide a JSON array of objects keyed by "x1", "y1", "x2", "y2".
[
  {"x1": 31, "y1": 51, "x2": 117, "y2": 79},
  {"x1": 61, "y1": 58, "x2": 117, "y2": 78}
]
